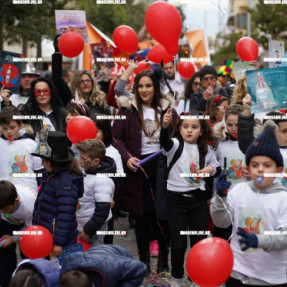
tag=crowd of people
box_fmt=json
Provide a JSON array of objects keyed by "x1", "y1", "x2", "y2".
[{"x1": 0, "y1": 35, "x2": 287, "y2": 287}]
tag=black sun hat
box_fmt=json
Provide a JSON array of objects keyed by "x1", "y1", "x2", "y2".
[{"x1": 32, "y1": 131, "x2": 74, "y2": 162}]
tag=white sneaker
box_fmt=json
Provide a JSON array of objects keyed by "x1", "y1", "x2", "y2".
[{"x1": 171, "y1": 277, "x2": 184, "y2": 287}]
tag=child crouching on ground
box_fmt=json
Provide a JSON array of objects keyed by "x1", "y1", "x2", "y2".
[
  {"x1": 0, "y1": 181, "x2": 37, "y2": 287},
  {"x1": 211, "y1": 126, "x2": 287, "y2": 286},
  {"x1": 76, "y1": 139, "x2": 116, "y2": 245}
]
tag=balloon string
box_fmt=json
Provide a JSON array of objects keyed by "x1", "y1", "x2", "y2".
[
  {"x1": 112, "y1": 136, "x2": 168, "y2": 246},
  {"x1": 172, "y1": 56, "x2": 177, "y2": 108},
  {"x1": 217, "y1": 196, "x2": 235, "y2": 242}
]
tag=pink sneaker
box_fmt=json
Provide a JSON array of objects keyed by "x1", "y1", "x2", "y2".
[{"x1": 150, "y1": 240, "x2": 159, "y2": 256}]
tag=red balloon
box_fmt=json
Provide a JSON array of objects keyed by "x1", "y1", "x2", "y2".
[
  {"x1": 134, "y1": 62, "x2": 151, "y2": 75},
  {"x1": 236, "y1": 37, "x2": 259, "y2": 61},
  {"x1": 186, "y1": 237, "x2": 233, "y2": 287},
  {"x1": 113, "y1": 26, "x2": 138, "y2": 54},
  {"x1": 147, "y1": 44, "x2": 174, "y2": 64},
  {"x1": 177, "y1": 62, "x2": 196, "y2": 79},
  {"x1": 58, "y1": 32, "x2": 85, "y2": 58},
  {"x1": 66, "y1": 116, "x2": 97, "y2": 144},
  {"x1": 19, "y1": 226, "x2": 53, "y2": 259},
  {"x1": 112, "y1": 47, "x2": 122, "y2": 57},
  {"x1": 145, "y1": 2, "x2": 182, "y2": 56},
  {"x1": 77, "y1": 237, "x2": 91, "y2": 252}
]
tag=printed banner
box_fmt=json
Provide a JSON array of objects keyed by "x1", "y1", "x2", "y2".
[
  {"x1": 246, "y1": 67, "x2": 287, "y2": 113},
  {"x1": 55, "y1": 10, "x2": 89, "y2": 44},
  {"x1": 268, "y1": 40, "x2": 285, "y2": 68},
  {"x1": 0, "y1": 50, "x2": 23, "y2": 94}
]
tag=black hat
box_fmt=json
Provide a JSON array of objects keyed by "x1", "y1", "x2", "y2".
[
  {"x1": 245, "y1": 127, "x2": 283, "y2": 167},
  {"x1": 32, "y1": 131, "x2": 74, "y2": 162},
  {"x1": 200, "y1": 65, "x2": 217, "y2": 80}
]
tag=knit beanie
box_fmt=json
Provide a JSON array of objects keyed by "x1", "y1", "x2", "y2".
[
  {"x1": 200, "y1": 65, "x2": 217, "y2": 80},
  {"x1": 245, "y1": 125, "x2": 283, "y2": 167}
]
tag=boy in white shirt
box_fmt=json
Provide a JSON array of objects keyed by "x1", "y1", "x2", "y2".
[
  {"x1": 211, "y1": 126, "x2": 287, "y2": 286},
  {"x1": 0, "y1": 180, "x2": 37, "y2": 287}
]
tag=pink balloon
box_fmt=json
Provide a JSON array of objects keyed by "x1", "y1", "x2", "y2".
[
  {"x1": 147, "y1": 44, "x2": 174, "y2": 64},
  {"x1": 58, "y1": 32, "x2": 84, "y2": 58},
  {"x1": 177, "y1": 62, "x2": 196, "y2": 79},
  {"x1": 145, "y1": 2, "x2": 182, "y2": 56},
  {"x1": 236, "y1": 37, "x2": 259, "y2": 61},
  {"x1": 113, "y1": 26, "x2": 138, "y2": 54}
]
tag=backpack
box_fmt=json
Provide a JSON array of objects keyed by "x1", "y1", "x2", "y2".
[{"x1": 167, "y1": 140, "x2": 218, "y2": 199}]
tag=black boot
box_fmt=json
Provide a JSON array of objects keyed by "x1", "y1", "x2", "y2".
[
  {"x1": 139, "y1": 250, "x2": 150, "y2": 275},
  {"x1": 157, "y1": 249, "x2": 169, "y2": 273}
]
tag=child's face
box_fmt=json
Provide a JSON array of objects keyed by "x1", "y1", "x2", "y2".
[
  {"x1": 42, "y1": 158, "x2": 53, "y2": 173},
  {"x1": 1, "y1": 121, "x2": 22, "y2": 141},
  {"x1": 0, "y1": 198, "x2": 19, "y2": 214},
  {"x1": 95, "y1": 129, "x2": 103, "y2": 142},
  {"x1": 225, "y1": 114, "x2": 238, "y2": 136},
  {"x1": 180, "y1": 119, "x2": 202, "y2": 144},
  {"x1": 79, "y1": 152, "x2": 100, "y2": 171},
  {"x1": 215, "y1": 101, "x2": 228, "y2": 122},
  {"x1": 66, "y1": 111, "x2": 80, "y2": 125},
  {"x1": 247, "y1": 156, "x2": 283, "y2": 189},
  {"x1": 275, "y1": 121, "x2": 287, "y2": 147}
]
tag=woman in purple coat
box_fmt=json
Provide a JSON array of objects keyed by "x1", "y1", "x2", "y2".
[{"x1": 112, "y1": 69, "x2": 177, "y2": 274}]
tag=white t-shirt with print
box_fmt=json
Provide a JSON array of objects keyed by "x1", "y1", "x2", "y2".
[
  {"x1": 0, "y1": 137, "x2": 43, "y2": 192},
  {"x1": 141, "y1": 106, "x2": 161, "y2": 155},
  {"x1": 164, "y1": 138, "x2": 219, "y2": 192}
]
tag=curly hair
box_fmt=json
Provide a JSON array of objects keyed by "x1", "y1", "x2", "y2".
[
  {"x1": 173, "y1": 112, "x2": 218, "y2": 155},
  {"x1": 231, "y1": 74, "x2": 247, "y2": 104},
  {"x1": 69, "y1": 70, "x2": 107, "y2": 109}
]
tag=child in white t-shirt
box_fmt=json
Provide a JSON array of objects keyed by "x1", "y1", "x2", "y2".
[
  {"x1": 0, "y1": 106, "x2": 44, "y2": 192},
  {"x1": 211, "y1": 126, "x2": 287, "y2": 286},
  {"x1": 0, "y1": 181, "x2": 37, "y2": 286}
]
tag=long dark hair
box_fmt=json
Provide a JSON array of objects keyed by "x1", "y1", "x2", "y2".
[
  {"x1": 90, "y1": 114, "x2": 112, "y2": 147},
  {"x1": 173, "y1": 112, "x2": 218, "y2": 155},
  {"x1": 184, "y1": 71, "x2": 200, "y2": 99},
  {"x1": 133, "y1": 70, "x2": 162, "y2": 136},
  {"x1": 48, "y1": 158, "x2": 83, "y2": 177},
  {"x1": 29, "y1": 77, "x2": 64, "y2": 115}
]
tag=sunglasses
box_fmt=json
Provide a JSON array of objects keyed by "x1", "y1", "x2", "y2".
[{"x1": 34, "y1": 88, "x2": 51, "y2": 97}]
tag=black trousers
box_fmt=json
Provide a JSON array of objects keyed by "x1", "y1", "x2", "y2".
[
  {"x1": 226, "y1": 276, "x2": 287, "y2": 287},
  {"x1": 0, "y1": 220, "x2": 24, "y2": 287},
  {"x1": 167, "y1": 190, "x2": 208, "y2": 278},
  {"x1": 135, "y1": 214, "x2": 168, "y2": 254},
  {"x1": 135, "y1": 154, "x2": 169, "y2": 255}
]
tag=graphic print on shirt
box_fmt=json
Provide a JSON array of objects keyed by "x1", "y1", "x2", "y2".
[
  {"x1": 226, "y1": 152, "x2": 245, "y2": 185},
  {"x1": 144, "y1": 119, "x2": 160, "y2": 145},
  {"x1": 4, "y1": 213, "x2": 24, "y2": 225},
  {"x1": 183, "y1": 154, "x2": 200, "y2": 187},
  {"x1": 9, "y1": 150, "x2": 30, "y2": 177},
  {"x1": 238, "y1": 207, "x2": 266, "y2": 253}
]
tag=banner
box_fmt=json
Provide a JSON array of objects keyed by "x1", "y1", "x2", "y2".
[
  {"x1": 55, "y1": 10, "x2": 89, "y2": 44},
  {"x1": 246, "y1": 67, "x2": 287, "y2": 113},
  {"x1": 0, "y1": 51, "x2": 23, "y2": 94}
]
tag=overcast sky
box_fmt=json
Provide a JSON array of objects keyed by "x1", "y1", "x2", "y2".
[{"x1": 167, "y1": 0, "x2": 231, "y2": 35}]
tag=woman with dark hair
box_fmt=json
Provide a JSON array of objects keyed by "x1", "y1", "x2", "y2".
[
  {"x1": 20, "y1": 77, "x2": 66, "y2": 139},
  {"x1": 176, "y1": 71, "x2": 201, "y2": 114},
  {"x1": 112, "y1": 69, "x2": 177, "y2": 275}
]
